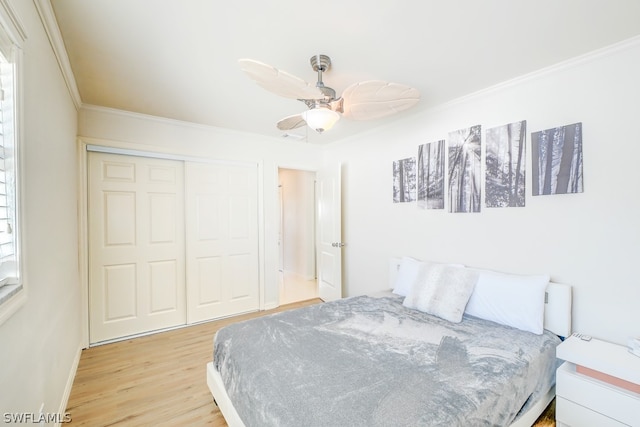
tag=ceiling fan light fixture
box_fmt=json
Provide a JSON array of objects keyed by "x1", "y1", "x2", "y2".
[
  {"x1": 302, "y1": 107, "x2": 340, "y2": 133},
  {"x1": 239, "y1": 55, "x2": 420, "y2": 136}
]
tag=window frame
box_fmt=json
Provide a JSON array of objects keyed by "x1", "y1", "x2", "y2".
[{"x1": 0, "y1": 1, "x2": 25, "y2": 326}]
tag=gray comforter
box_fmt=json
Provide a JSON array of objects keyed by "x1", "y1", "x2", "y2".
[{"x1": 213, "y1": 295, "x2": 560, "y2": 427}]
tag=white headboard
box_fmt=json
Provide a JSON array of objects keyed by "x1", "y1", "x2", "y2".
[{"x1": 389, "y1": 258, "x2": 572, "y2": 337}]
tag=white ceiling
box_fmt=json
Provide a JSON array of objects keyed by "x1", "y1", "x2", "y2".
[{"x1": 49, "y1": 0, "x2": 640, "y2": 144}]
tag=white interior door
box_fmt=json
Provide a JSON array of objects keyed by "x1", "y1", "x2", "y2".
[
  {"x1": 316, "y1": 164, "x2": 342, "y2": 301},
  {"x1": 185, "y1": 162, "x2": 259, "y2": 323},
  {"x1": 88, "y1": 152, "x2": 186, "y2": 344}
]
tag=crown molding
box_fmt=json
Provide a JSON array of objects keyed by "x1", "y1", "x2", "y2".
[
  {"x1": 0, "y1": 0, "x2": 27, "y2": 43},
  {"x1": 80, "y1": 104, "x2": 289, "y2": 143},
  {"x1": 33, "y1": 0, "x2": 82, "y2": 109}
]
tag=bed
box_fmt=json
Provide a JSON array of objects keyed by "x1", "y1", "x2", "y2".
[{"x1": 206, "y1": 258, "x2": 572, "y2": 426}]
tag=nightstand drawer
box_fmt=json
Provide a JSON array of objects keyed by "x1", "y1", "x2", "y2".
[
  {"x1": 557, "y1": 362, "x2": 640, "y2": 426},
  {"x1": 556, "y1": 397, "x2": 627, "y2": 427}
]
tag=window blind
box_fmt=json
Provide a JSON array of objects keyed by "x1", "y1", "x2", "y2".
[{"x1": 0, "y1": 51, "x2": 16, "y2": 288}]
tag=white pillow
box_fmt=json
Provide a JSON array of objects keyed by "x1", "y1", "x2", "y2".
[
  {"x1": 403, "y1": 264, "x2": 478, "y2": 323},
  {"x1": 392, "y1": 257, "x2": 423, "y2": 296},
  {"x1": 465, "y1": 269, "x2": 550, "y2": 334}
]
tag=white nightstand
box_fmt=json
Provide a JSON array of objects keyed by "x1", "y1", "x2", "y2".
[{"x1": 555, "y1": 335, "x2": 640, "y2": 426}]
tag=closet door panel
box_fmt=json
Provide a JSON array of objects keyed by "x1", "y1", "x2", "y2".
[
  {"x1": 89, "y1": 152, "x2": 186, "y2": 344},
  {"x1": 185, "y1": 162, "x2": 259, "y2": 323}
]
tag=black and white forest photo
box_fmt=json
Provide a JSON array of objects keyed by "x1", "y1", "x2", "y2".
[
  {"x1": 532, "y1": 122, "x2": 583, "y2": 195},
  {"x1": 417, "y1": 140, "x2": 445, "y2": 209},
  {"x1": 393, "y1": 157, "x2": 417, "y2": 203},
  {"x1": 448, "y1": 125, "x2": 482, "y2": 213},
  {"x1": 485, "y1": 120, "x2": 526, "y2": 207}
]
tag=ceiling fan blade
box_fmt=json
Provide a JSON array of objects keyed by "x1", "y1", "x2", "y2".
[
  {"x1": 277, "y1": 113, "x2": 306, "y2": 131},
  {"x1": 239, "y1": 59, "x2": 324, "y2": 100},
  {"x1": 341, "y1": 80, "x2": 420, "y2": 120}
]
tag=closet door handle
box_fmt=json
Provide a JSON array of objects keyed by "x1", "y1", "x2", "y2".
[{"x1": 331, "y1": 242, "x2": 346, "y2": 248}]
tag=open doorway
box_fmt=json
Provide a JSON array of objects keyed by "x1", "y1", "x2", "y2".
[{"x1": 278, "y1": 168, "x2": 318, "y2": 304}]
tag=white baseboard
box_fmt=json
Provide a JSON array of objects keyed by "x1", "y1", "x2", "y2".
[
  {"x1": 56, "y1": 343, "x2": 83, "y2": 426},
  {"x1": 263, "y1": 301, "x2": 278, "y2": 310}
]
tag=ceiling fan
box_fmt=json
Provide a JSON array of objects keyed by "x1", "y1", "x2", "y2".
[{"x1": 239, "y1": 54, "x2": 420, "y2": 134}]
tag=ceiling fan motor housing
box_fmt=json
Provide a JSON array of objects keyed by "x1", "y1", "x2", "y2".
[
  {"x1": 310, "y1": 54, "x2": 331, "y2": 72},
  {"x1": 309, "y1": 54, "x2": 336, "y2": 103}
]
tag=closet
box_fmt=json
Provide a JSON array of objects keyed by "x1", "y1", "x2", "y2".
[{"x1": 87, "y1": 151, "x2": 259, "y2": 344}]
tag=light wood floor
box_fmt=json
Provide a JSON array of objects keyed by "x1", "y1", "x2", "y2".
[
  {"x1": 66, "y1": 299, "x2": 321, "y2": 426},
  {"x1": 66, "y1": 298, "x2": 556, "y2": 426}
]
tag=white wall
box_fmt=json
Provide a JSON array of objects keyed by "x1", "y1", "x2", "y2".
[
  {"x1": 0, "y1": 0, "x2": 81, "y2": 418},
  {"x1": 325, "y1": 37, "x2": 640, "y2": 346},
  {"x1": 78, "y1": 106, "x2": 323, "y2": 309}
]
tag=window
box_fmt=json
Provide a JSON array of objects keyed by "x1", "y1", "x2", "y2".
[{"x1": 0, "y1": 13, "x2": 23, "y2": 325}]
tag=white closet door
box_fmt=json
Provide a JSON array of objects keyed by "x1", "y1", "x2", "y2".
[
  {"x1": 185, "y1": 162, "x2": 259, "y2": 323},
  {"x1": 88, "y1": 152, "x2": 186, "y2": 343}
]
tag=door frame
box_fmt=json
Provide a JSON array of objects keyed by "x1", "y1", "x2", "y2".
[
  {"x1": 274, "y1": 162, "x2": 342, "y2": 305},
  {"x1": 77, "y1": 138, "x2": 266, "y2": 348},
  {"x1": 276, "y1": 166, "x2": 318, "y2": 305}
]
